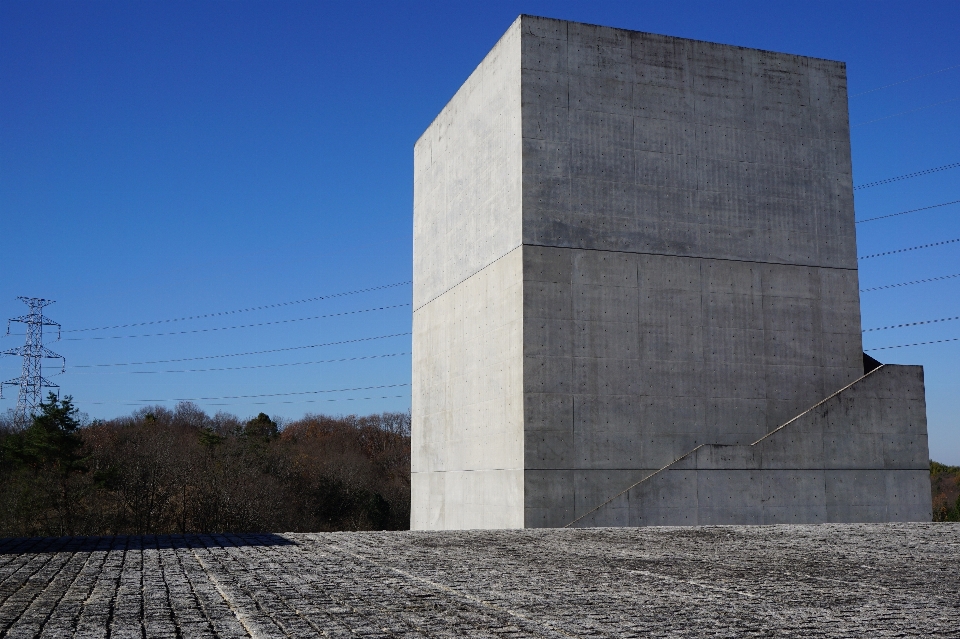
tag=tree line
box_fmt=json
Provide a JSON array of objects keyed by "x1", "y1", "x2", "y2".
[
  {"x1": 2, "y1": 394, "x2": 956, "y2": 536},
  {"x1": 931, "y1": 461, "x2": 960, "y2": 522},
  {"x1": 0, "y1": 394, "x2": 410, "y2": 537}
]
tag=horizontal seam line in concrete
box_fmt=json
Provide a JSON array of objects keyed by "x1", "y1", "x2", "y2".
[
  {"x1": 520, "y1": 467, "x2": 929, "y2": 471},
  {"x1": 413, "y1": 243, "x2": 523, "y2": 312},
  {"x1": 524, "y1": 242, "x2": 859, "y2": 271},
  {"x1": 415, "y1": 240, "x2": 857, "y2": 314},
  {"x1": 411, "y1": 469, "x2": 523, "y2": 473}
]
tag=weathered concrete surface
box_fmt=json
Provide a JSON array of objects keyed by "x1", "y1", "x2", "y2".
[
  {"x1": 2, "y1": 525, "x2": 959, "y2": 637},
  {"x1": 412, "y1": 15, "x2": 929, "y2": 529},
  {"x1": 522, "y1": 246, "x2": 869, "y2": 527},
  {"x1": 411, "y1": 19, "x2": 524, "y2": 530},
  {"x1": 411, "y1": 247, "x2": 525, "y2": 530},
  {"x1": 517, "y1": 16, "x2": 868, "y2": 529},
  {"x1": 573, "y1": 364, "x2": 932, "y2": 527}
]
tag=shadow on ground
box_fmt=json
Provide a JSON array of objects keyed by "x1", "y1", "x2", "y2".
[{"x1": 0, "y1": 533, "x2": 296, "y2": 554}]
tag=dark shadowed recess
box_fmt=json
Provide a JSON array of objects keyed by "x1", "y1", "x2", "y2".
[{"x1": 0, "y1": 533, "x2": 295, "y2": 555}]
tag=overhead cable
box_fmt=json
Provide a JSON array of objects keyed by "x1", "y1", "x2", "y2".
[
  {"x1": 71, "y1": 332, "x2": 411, "y2": 368},
  {"x1": 866, "y1": 337, "x2": 960, "y2": 352},
  {"x1": 854, "y1": 162, "x2": 960, "y2": 190},
  {"x1": 206, "y1": 394, "x2": 409, "y2": 408},
  {"x1": 852, "y1": 97, "x2": 960, "y2": 127},
  {"x1": 856, "y1": 199, "x2": 960, "y2": 224},
  {"x1": 120, "y1": 382, "x2": 409, "y2": 403},
  {"x1": 851, "y1": 64, "x2": 960, "y2": 97},
  {"x1": 858, "y1": 237, "x2": 960, "y2": 260},
  {"x1": 71, "y1": 352, "x2": 410, "y2": 375},
  {"x1": 861, "y1": 272, "x2": 960, "y2": 292},
  {"x1": 863, "y1": 315, "x2": 960, "y2": 333},
  {"x1": 89, "y1": 393, "x2": 409, "y2": 407},
  {"x1": 63, "y1": 303, "x2": 411, "y2": 341},
  {"x1": 65, "y1": 281, "x2": 411, "y2": 333}
]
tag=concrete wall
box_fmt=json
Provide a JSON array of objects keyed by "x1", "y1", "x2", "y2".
[
  {"x1": 519, "y1": 16, "x2": 864, "y2": 527},
  {"x1": 520, "y1": 18, "x2": 855, "y2": 268},
  {"x1": 570, "y1": 365, "x2": 932, "y2": 526},
  {"x1": 522, "y1": 246, "x2": 864, "y2": 527},
  {"x1": 413, "y1": 19, "x2": 523, "y2": 309},
  {"x1": 411, "y1": 19, "x2": 525, "y2": 529},
  {"x1": 413, "y1": 15, "x2": 929, "y2": 530},
  {"x1": 411, "y1": 248, "x2": 525, "y2": 529}
]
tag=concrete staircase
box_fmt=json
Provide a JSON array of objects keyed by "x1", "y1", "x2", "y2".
[{"x1": 567, "y1": 364, "x2": 932, "y2": 527}]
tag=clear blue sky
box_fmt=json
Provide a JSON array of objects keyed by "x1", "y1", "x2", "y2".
[{"x1": 1, "y1": 1, "x2": 958, "y2": 462}]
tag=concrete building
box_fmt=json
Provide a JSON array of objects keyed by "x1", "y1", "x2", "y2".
[{"x1": 411, "y1": 15, "x2": 931, "y2": 529}]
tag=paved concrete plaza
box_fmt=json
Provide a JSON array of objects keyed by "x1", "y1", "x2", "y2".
[{"x1": 2, "y1": 523, "x2": 958, "y2": 637}]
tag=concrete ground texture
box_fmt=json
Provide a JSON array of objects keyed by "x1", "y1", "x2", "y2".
[{"x1": 2, "y1": 524, "x2": 959, "y2": 637}]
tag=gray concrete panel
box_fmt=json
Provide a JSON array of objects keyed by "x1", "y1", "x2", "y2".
[
  {"x1": 629, "y1": 469, "x2": 698, "y2": 510},
  {"x1": 524, "y1": 469, "x2": 574, "y2": 527},
  {"x1": 574, "y1": 469, "x2": 651, "y2": 517},
  {"x1": 698, "y1": 506, "x2": 764, "y2": 525},
  {"x1": 759, "y1": 424, "x2": 826, "y2": 469},
  {"x1": 761, "y1": 470, "x2": 827, "y2": 508},
  {"x1": 762, "y1": 505, "x2": 828, "y2": 524},
  {"x1": 639, "y1": 396, "x2": 707, "y2": 433},
  {"x1": 885, "y1": 470, "x2": 935, "y2": 521},
  {"x1": 571, "y1": 365, "x2": 931, "y2": 527},
  {"x1": 697, "y1": 470, "x2": 763, "y2": 515},
  {"x1": 696, "y1": 445, "x2": 760, "y2": 470},
  {"x1": 636, "y1": 434, "x2": 704, "y2": 468},
  {"x1": 632, "y1": 506, "x2": 699, "y2": 526}
]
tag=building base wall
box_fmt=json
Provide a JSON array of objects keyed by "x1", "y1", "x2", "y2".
[
  {"x1": 411, "y1": 469, "x2": 524, "y2": 530},
  {"x1": 411, "y1": 248, "x2": 526, "y2": 530},
  {"x1": 569, "y1": 365, "x2": 932, "y2": 527}
]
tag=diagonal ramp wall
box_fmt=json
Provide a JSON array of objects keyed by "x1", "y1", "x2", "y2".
[{"x1": 568, "y1": 364, "x2": 932, "y2": 527}]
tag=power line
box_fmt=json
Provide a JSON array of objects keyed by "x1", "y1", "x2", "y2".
[
  {"x1": 72, "y1": 352, "x2": 410, "y2": 375},
  {"x1": 851, "y1": 64, "x2": 960, "y2": 97},
  {"x1": 858, "y1": 237, "x2": 960, "y2": 260},
  {"x1": 854, "y1": 162, "x2": 960, "y2": 190},
  {"x1": 65, "y1": 281, "x2": 411, "y2": 333},
  {"x1": 71, "y1": 332, "x2": 411, "y2": 368},
  {"x1": 89, "y1": 393, "x2": 410, "y2": 408},
  {"x1": 863, "y1": 315, "x2": 960, "y2": 333},
  {"x1": 866, "y1": 337, "x2": 960, "y2": 352},
  {"x1": 212, "y1": 394, "x2": 409, "y2": 408},
  {"x1": 114, "y1": 382, "x2": 410, "y2": 403},
  {"x1": 856, "y1": 199, "x2": 960, "y2": 224},
  {"x1": 63, "y1": 303, "x2": 411, "y2": 341},
  {"x1": 861, "y1": 272, "x2": 960, "y2": 292},
  {"x1": 852, "y1": 97, "x2": 960, "y2": 127}
]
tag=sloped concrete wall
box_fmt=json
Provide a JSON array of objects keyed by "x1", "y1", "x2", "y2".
[{"x1": 571, "y1": 365, "x2": 932, "y2": 527}]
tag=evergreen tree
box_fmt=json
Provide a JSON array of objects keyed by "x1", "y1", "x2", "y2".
[{"x1": 2, "y1": 394, "x2": 87, "y2": 534}]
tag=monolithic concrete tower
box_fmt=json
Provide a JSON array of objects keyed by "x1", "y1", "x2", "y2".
[{"x1": 411, "y1": 15, "x2": 931, "y2": 529}]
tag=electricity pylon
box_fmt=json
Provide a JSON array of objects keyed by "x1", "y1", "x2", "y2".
[{"x1": 1, "y1": 297, "x2": 65, "y2": 426}]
